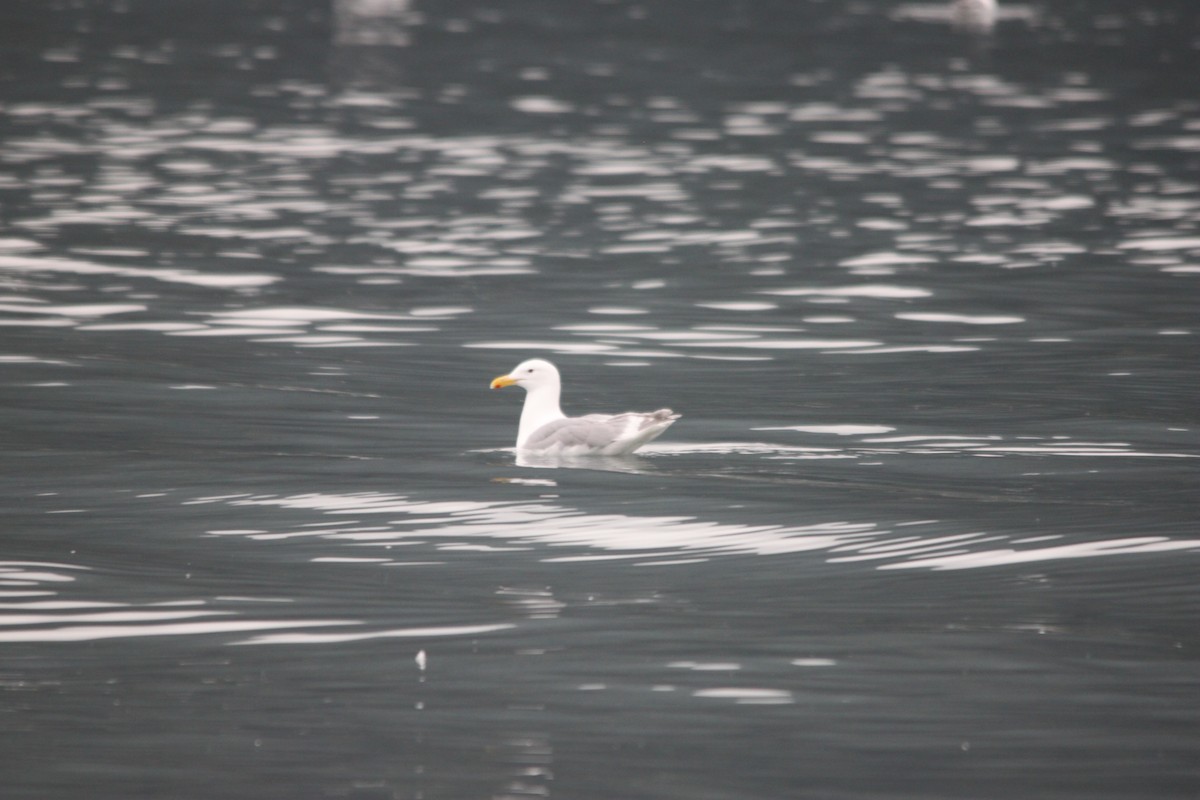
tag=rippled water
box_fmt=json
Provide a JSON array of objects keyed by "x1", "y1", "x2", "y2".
[{"x1": 3, "y1": 1, "x2": 1199, "y2": 798}]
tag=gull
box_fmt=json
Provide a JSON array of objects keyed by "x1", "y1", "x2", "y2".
[{"x1": 490, "y1": 358, "x2": 680, "y2": 456}]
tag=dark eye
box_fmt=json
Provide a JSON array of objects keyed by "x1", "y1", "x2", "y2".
[{"x1": 526, "y1": 368, "x2": 535, "y2": 374}]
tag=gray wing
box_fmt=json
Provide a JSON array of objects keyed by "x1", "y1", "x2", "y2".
[
  {"x1": 524, "y1": 415, "x2": 627, "y2": 450},
  {"x1": 524, "y1": 410, "x2": 680, "y2": 451}
]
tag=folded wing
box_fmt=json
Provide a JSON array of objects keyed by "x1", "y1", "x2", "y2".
[{"x1": 523, "y1": 409, "x2": 680, "y2": 455}]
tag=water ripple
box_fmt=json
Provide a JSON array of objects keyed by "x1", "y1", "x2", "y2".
[
  {"x1": 201, "y1": 487, "x2": 1200, "y2": 574},
  {"x1": 0, "y1": 560, "x2": 508, "y2": 646},
  {"x1": 0, "y1": 254, "x2": 278, "y2": 289}
]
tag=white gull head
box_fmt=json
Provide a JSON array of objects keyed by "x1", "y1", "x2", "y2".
[{"x1": 490, "y1": 358, "x2": 567, "y2": 449}]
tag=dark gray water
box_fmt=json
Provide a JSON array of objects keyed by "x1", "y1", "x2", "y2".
[{"x1": 2, "y1": 1, "x2": 1199, "y2": 798}]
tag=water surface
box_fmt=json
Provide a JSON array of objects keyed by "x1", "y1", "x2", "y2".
[{"x1": 2, "y1": 1, "x2": 1198, "y2": 798}]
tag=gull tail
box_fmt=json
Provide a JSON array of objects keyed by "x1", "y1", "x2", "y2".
[
  {"x1": 642, "y1": 408, "x2": 681, "y2": 427},
  {"x1": 610, "y1": 408, "x2": 680, "y2": 455}
]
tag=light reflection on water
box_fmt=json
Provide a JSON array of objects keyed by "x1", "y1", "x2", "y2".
[
  {"x1": 7, "y1": 463, "x2": 1198, "y2": 646},
  {"x1": 207, "y1": 480, "x2": 1199, "y2": 573},
  {"x1": 3, "y1": 0, "x2": 1200, "y2": 798}
]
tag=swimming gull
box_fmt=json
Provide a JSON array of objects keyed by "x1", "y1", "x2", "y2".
[{"x1": 489, "y1": 358, "x2": 680, "y2": 456}]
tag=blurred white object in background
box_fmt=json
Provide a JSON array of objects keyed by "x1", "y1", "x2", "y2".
[
  {"x1": 334, "y1": 0, "x2": 415, "y2": 46},
  {"x1": 950, "y1": 0, "x2": 998, "y2": 33}
]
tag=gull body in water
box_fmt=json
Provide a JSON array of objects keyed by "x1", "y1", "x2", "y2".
[{"x1": 490, "y1": 358, "x2": 680, "y2": 456}]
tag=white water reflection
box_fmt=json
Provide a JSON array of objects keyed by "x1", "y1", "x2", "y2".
[
  {"x1": 759, "y1": 284, "x2": 932, "y2": 299},
  {"x1": 333, "y1": 0, "x2": 414, "y2": 47},
  {"x1": 848, "y1": 434, "x2": 1200, "y2": 459},
  {"x1": 199, "y1": 485, "x2": 1200, "y2": 574},
  {"x1": 693, "y1": 687, "x2": 794, "y2": 705},
  {"x1": 875, "y1": 536, "x2": 1200, "y2": 571},
  {"x1": 0, "y1": 254, "x2": 278, "y2": 289},
  {"x1": 0, "y1": 564, "x2": 359, "y2": 643},
  {"x1": 893, "y1": 2, "x2": 1036, "y2": 30},
  {"x1": 234, "y1": 622, "x2": 515, "y2": 646},
  {"x1": 3, "y1": 52, "x2": 1196, "y2": 368},
  {"x1": 2, "y1": 4, "x2": 1198, "y2": 800},
  {"x1": 895, "y1": 312, "x2": 1024, "y2": 325},
  {"x1": 0, "y1": 559, "x2": 514, "y2": 646},
  {"x1": 756, "y1": 425, "x2": 896, "y2": 436},
  {"x1": 0, "y1": 619, "x2": 359, "y2": 643}
]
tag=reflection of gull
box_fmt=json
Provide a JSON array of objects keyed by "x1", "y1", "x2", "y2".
[
  {"x1": 513, "y1": 451, "x2": 658, "y2": 472},
  {"x1": 950, "y1": 0, "x2": 997, "y2": 33},
  {"x1": 490, "y1": 358, "x2": 680, "y2": 456}
]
